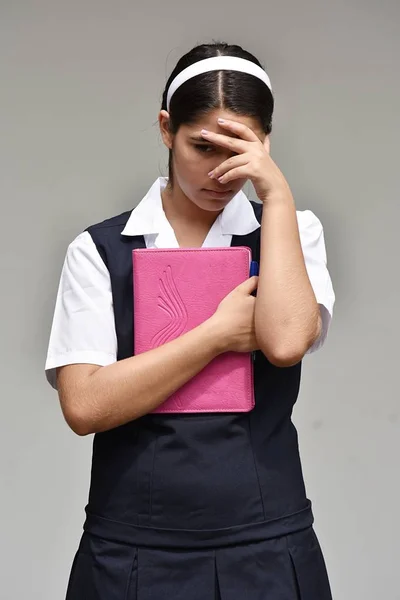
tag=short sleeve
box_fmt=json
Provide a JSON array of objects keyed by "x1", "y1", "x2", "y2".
[
  {"x1": 45, "y1": 231, "x2": 117, "y2": 390},
  {"x1": 297, "y1": 210, "x2": 335, "y2": 354}
]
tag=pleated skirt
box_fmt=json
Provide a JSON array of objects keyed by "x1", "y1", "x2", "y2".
[{"x1": 65, "y1": 526, "x2": 332, "y2": 599}]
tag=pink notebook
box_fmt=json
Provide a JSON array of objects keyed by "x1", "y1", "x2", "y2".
[{"x1": 132, "y1": 247, "x2": 255, "y2": 414}]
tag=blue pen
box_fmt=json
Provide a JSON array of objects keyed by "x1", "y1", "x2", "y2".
[
  {"x1": 249, "y1": 261, "x2": 259, "y2": 362},
  {"x1": 249, "y1": 260, "x2": 259, "y2": 277}
]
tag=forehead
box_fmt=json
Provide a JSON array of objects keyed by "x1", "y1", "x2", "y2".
[{"x1": 181, "y1": 108, "x2": 264, "y2": 139}]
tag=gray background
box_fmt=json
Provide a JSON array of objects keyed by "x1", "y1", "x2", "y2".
[{"x1": 1, "y1": 0, "x2": 399, "y2": 598}]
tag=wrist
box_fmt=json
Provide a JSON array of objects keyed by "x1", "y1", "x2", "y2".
[
  {"x1": 258, "y1": 184, "x2": 294, "y2": 206},
  {"x1": 201, "y1": 316, "x2": 228, "y2": 356}
]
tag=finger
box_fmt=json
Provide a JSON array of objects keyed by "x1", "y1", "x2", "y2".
[
  {"x1": 236, "y1": 276, "x2": 259, "y2": 294},
  {"x1": 209, "y1": 154, "x2": 249, "y2": 180},
  {"x1": 217, "y1": 165, "x2": 250, "y2": 185},
  {"x1": 216, "y1": 118, "x2": 261, "y2": 143},
  {"x1": 201, "y1": 129, "x2": 248, "y2": 154}
]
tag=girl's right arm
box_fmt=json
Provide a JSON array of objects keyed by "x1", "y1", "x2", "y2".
[{"x1": 57, "y1": 276, "x2": 258, "y2": 436}]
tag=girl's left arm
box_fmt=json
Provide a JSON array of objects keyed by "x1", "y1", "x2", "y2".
[
  {"x1": 254, "y1": 189, "x2": 322, "y2": 366},
  {"x1": 202, "y1": 118, "x2": 322, "y2": 366}
]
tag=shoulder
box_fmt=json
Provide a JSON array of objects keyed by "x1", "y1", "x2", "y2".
[
  {"x1": 85, "y1": 209, "x2": 133, "y2": 235},
  {"x1": 63, "y1": 208, "x2": 134, "y2": 269},
  {"x1": 249, "y1": 202, "x2": 324, "y2": 234},
  {"x1": 62, "y1": 209, "x2": 134, "y2": 261},
  {"x1": 296, "y1": 209, "x2": 323, "y2": 231},
  {"x1": 84, "y1": 209, "x2": 136, "y2": 264},
  {"x1": 296, "y1": 210, "x2": 326, "y2": 255},
  {"x1": 63, "y1": 230, "x2": 107, "y2": 272}
]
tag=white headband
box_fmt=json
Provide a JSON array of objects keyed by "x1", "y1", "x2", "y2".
[{"x1": 166, "y1": 56, "x2": 272, "y2": 111}]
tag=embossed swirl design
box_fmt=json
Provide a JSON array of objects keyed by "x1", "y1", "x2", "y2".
[{"x1": 151, "y1": 265, "x2": 189, "y2": 349}]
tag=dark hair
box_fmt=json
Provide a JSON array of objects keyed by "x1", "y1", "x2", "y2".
[{"x1": 161, "y1": 41, "x2": 274, "y2": 184}]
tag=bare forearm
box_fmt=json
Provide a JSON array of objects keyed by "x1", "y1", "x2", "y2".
[
  {"x1": 254, "y1": 190, "x2": 320, "y2": 364},
  {"x1": 59, "y1": 318, "x2": 224, "y2": 435}
]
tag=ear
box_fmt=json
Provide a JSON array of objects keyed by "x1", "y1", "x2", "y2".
[
  {"x1": 159, "y1": 110, "x2": 174, "y2": 150},
  {"x1": 263, "y1": 134, "x2": 271, "y2": 155}
]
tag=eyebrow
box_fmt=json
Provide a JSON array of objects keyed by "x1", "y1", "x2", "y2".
[
  {"x1": 189, "y1": 132, "x2": 242, "y2": 142},
  {"x1": 189, "y1": 135, "x2": 211, "y2": 143}
]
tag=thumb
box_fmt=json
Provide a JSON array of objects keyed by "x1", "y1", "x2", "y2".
[{"x1": 236, "y1": 276, "x2": 259, "y2": 295}]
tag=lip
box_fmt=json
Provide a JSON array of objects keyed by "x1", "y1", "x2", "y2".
[{"x1": 203, "y1": 188, "x2": 233, "y2": 198}]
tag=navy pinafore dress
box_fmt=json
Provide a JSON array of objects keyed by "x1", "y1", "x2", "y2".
[{"x1": 65, "y1": 202, "x2": 333, "y2": 599}]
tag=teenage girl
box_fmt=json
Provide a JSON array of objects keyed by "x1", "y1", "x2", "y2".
[{"x1": 46, "y1": 41, "x2": 335, "y2": 600}]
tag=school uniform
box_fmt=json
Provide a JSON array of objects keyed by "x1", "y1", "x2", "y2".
[{"x1": 45, "y1": 177, "x2": 335, "y2": 599}]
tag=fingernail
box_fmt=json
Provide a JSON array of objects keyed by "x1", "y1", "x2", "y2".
[
  {"x1": 217, "y1": 118, "x2": 225, "y2": 124},
  {"x1": 201, "y1": 129, "x2": 209, "y2": 135},
  {"x1": 208, "y1": 171, "x2": 214, "y2": 178}
]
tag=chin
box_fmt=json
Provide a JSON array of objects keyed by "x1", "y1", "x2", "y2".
[
  {"x1": 195, "y1": 197, "x2": 231, "y2": 212},
  {"x1": 195, "y1": 189, "x2": 235, "y2": 210}
]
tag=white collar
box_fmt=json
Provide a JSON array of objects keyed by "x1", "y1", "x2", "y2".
[{"x1": 121, "y1": 177, "x2": 261, "y2": 237}]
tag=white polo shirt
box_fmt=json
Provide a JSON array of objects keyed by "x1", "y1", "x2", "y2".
[{"x1": 45, "y1": 177, "x2": 335, "y2": 389}]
